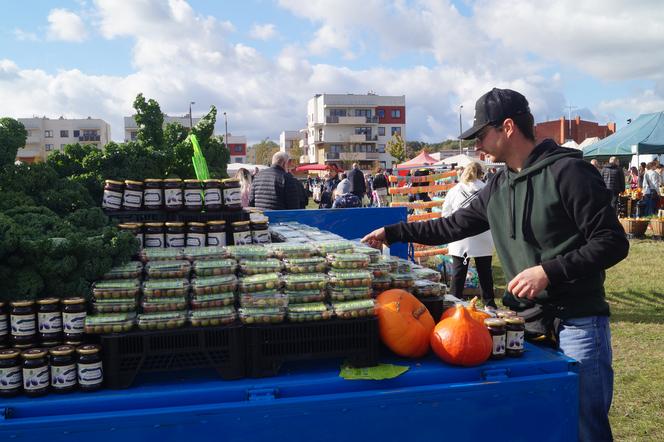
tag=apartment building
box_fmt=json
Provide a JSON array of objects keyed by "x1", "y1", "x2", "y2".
[
  {"x1": 279, "y1": 130, "x2": 305, "y2": 161},
  {"x1": 124, "y1": 115, "x2": 202, "y2": 142},
  {"x1": 226, "y1": 134, "x2": 247, "y2": 164},
  {"x1": 303, "y1": 93, "x2": 406, "y2": 170},
  {"x1": 16, "y1": 116, "x2": 111, "y2": 163}
]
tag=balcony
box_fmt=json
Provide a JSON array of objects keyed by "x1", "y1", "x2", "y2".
[
  {"x1": 324, "y1": 152, "x2": 340, "y2": 160},
  {"x1": 325, "y1": 116, "x2": 379, "y2": 125},
  {"x1": 340, "y1": 151, "x2": 380, "y2": 161},
  {"x1": 79, "y1": 134, "x2": 101, "y2": 142},
  {"x1": 26, "y1": 135, "x2": 41, "y2": 144}
]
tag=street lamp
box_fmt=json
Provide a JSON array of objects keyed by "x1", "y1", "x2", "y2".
[
  {"x1": 189, "y1": 101, "x2": 195, "y2": 129},
  {"x1": 223, "y1": 111, "x2": 229, "y2": 156},
  {"x1": 565, "y1": 103, "x2": 577, "y2": 142},
  {"x1": 458, "y1": 105, "x2": 464, "y2": 154}
]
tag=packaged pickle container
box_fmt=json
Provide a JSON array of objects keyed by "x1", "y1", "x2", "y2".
[
  {"x1": 329, "y1": 287, "x2": 373, "y2": 302},
  {"x1": 317, "y1": 240, "x2": 355, "y2": 255},
  {"x1": 328, "y1": 270, "x2": 373, "y2": 289},
  {"x1": 283, "y1": 257, "x2": 328, "y2": 274},
  {"x1": 240, "y1": 291, "x2": 288, "y2": 308},
  {"x1": 191, "y1": 275, "x2": 238, "y2": 295},
  {"x1": 368, "y1": 262, "x2": 391, "y2": 278},
  {"x1": 142, "y1": 279, "x2": 190, "y2": 298},
  {"x1": 395, "y1": 258, "x2": 413, "y2": 273},
  {"x1": 102, "y1": 261, "x2": 143, "y2": 280},
  {"x1": 269, "y1": 243, "x2": 318, "y2": 259},
  {"x1": 227, "y1": 245, "x2": 273, "y2": 261},
  {"x1": 239, "y1": 307, "x2": 286, "y2": 324},
  {"x1": 92, "y1": 279, "x2": 141, "y2": 300},
  {"x1": 183, "y1": 246, "x2": 230, "y2": 261},
  {"x1": 188, "y1": 307, "x2": 237, "y2": 327},
  {"x1": 380, "y1": 256, "x2": 399, "y2": 273},
  {"x1": 193, "y1": 259, "x2": 238, "y2": 277},
  {"x1": 139, "y1": 248, "x2": 185, "y2": 262},
  {"x1": 353, "y1": 246, "x2": 382, "y2": 263},
  {"x1": 326, "y1": 253, "x2": 370, "y2": 270},
  {"x1": 412, "y1": 280, "x2": 442, "y2": 298},
  {"x1": 238, "y1": 273, "x2": 282, "y2": 293},
  {"x1": 145, "y1": 260, "x2": 192, "y2": 279},
  {"x1": 283, "y1": 273, "x2": 328, "y2": 291},
  {"x1": 332, "y1": 299, "x2": 376, "y2": 319},
  {"x1": 91, "y1": 298, "x2": 137, "y2": 314},
  {"x1": 285, "y1": 289, "x2": 326, "y2": 304},
  {"x1": 287, "y1": 302, "x2": 333, "y2": 322},
  {"x1": 190, "y1": 292, "x2": 235, "y2": 309},
  {"x1": 412, "y1": 267, "x2": 442, "y2": 283},
  {"x1": 239, "y1": 258, "x2": 283, "y2": 276},
  {"x1": 137, "y1": 311, "x2": 187, "y2": 330},
  {"x1": 141, "y1": 296, "x2": 188, "y2": 313},
  {"x1": 390, "y1": 273, "x2": 416, "y2": 289},
  {"x1": 84, "y1": 313, "x2": 136, "y2": 334},
  {"x1": 371, "y1": 276, "x2": 392, "y2": 292}
]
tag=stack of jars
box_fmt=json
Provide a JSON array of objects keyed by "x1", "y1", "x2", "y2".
[
  {"x1": 119, "y1": 221, "x2": 228, "y2": 249},
  {"x1": 484, "y1": 312, "x2": 525, "y2": 360}
]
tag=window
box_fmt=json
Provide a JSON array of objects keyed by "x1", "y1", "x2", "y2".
[
  {"x1": 234, "y1": 145, "x2": 243, "y2": 153},
  {"x1": 391, "y1": 109, "x2": 401, "y2": 118},
  {"x1": 73, "y1": 130, "x2": 80, "y2": 137},
  {"x1": 377, "y1": 109, "x2": 385, "y2": 118},
  {"x1": 354, "y1": 127, "x2": 370, "y2": 135},
  {"x1": 378, "y1": 144, "x2": 386, "y2": 153},
  {"x1": 234, "y1": 157, "x2": 243, "y2": 163},
  {"x1": 60, "y1": 130, "x2": 69, "y2": 138},
  {"x1": 391, "y1": 127, "x2": 401, "y2": 136},
  {"x1": 354, "y1": 109, "x2": 371, "y2": 117},
  {"x1": 45, "y1": 130, "x2": 53, "y2": 138},
  {"x1": 45, "y1": 144, "x2": 53, "y2": 151},
  {"x1": 130, "y1": 131, "x2": 137, "y2": 141},
  {"x1": 330, "y1": 109, "x2": 346, "y2": 117},
  {"x1": 378, "y1": 127, "x2": 385, "y2": 136}
]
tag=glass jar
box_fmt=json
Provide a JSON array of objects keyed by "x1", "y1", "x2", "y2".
[
  {"x1": 496, "y1": 309, "x2": 517, "y2": 319},
  {"x1": 37, "y1": 298, "x2": 62, "y2": 346},
  {"x1": 222, "y1": 178, "x2": 242, "y2": 210},
  {"x1": 251, "y1": 220, "x2": 271, "y2": 244},
  {"x1": 484, "y1": 318, "x2": 506, "y2": 360},
  {"x1": 49, "y1": 345, "x2": 77, "y2": 393},
  {"x1": 76, "y1": 344, "x2": 103, "y2": 392},
  {"x1": 0, "y1": 349, "x2": 22, "y2": 397},
  {"x1": 22, "y1": 348, "x2": 49, "y2": 397},
  {"x1": 0, "y1": 302, "x2": 8, "y2": 349},
  {"x1": 62, "y1": 298, "x2": 86, "y2": 345},
  {"x1": 203, "y1": 179, "x2": 223, "y2": 211},
  {"x1": 231, "y1": 221, "x2": 252, "y2": 245},
  {"x1": 118, "y1": 223, "x2": 144, "y2": 249},
  {"x1": 206, "y1": 221, "x2": 227, "y2": 247},
  {"x1": 163, "y1": 178, "x2": 184, "y2": 211},
  {"x1": 183, "y1": 179, "x2": 203, "y2": 211},
  {"x1": 122, "y1": 180, "x2": 144, "y2": 210},
  {"x1": 165, "y1": 222, "x2": 186, "y2": 248},
  {"x1": 10, "y1": 300, "x2": 37, "y2": 348},
  {"x1": 143, "y1": 179, "x2": 163, "y2": 210},
  {"x1": 186, "y1": 222, "x2": 207, "y2": 247},
  {"x1": 144, "y1": 222, "x2": 165, "y2": 248},
  {"x1": 102, "y1": 180, "x2": 124, "y2": 210},
  {"x1": 505, "y1": 316, "x2": 525, "y2": 357}
]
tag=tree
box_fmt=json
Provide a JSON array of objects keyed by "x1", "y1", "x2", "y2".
[
  {"x1": 387, "y1": 133, "x2": 407, "y2": 163},
  {"x1": 289, "y1": 145, "x2": 303, "y2": 168},
  {"x1": 132, "y1": 93, "x2": 165, "y2": 150},
  {"x1": 0, "y1": 118, "x2": 28, "y2": 167},
  {"x1": 252, "y1": 139, "x2": 280, "y2": 166}
]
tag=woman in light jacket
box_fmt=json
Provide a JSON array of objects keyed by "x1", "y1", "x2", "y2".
[{"x1": 441, "y1": 162, "x2": 496, "y2": 308}]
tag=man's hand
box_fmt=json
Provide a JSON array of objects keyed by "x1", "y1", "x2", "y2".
[
  {"x1": 507, "y1": 265, "x2": 549, "y2": 300},
  {"x1": 361, "y1": 227, "x2": 387, "y2": 250}
]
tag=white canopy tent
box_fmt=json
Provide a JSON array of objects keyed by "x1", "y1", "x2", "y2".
[
  {"x1": 578, "y1": 137, "x2": 600, "y2": 149},
  {"x1": 434, "y1": 154, "x2": 485, "y2": 167},
  {"x1": 226, "y1": 163, "x2": 269, "y2": 175},
  {"x1": 562, "y1": 140, "x2": 580, "y2": 149}
]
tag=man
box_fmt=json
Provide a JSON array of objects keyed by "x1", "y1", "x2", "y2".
[
  {"x1": 601, "y1": 156, "x2": 626, "y2": 211},
  {"x1": 590, "y1": 159, "x2": 601, "y2": 171},
  {"x1": 332, "y1": 177, "x2": 362, "y2": 208},
  {"x1": 362, "y1": 88, "x2": 628, "y2": 442},
  {"x1": 249, "y1": 151, "x2": 301, "y2": 210},
  {"x1": 347, "y1": 162, "x2": 367, "y2": 201}
]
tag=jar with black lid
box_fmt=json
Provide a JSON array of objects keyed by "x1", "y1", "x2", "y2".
[
  {"x1": 62, "y1": 298, "x2": 86, "y2": 346},
  {"x1": 165, "y1": 222, "x2": 186, "y2": 248},
  {"x1": 118, "y1": 223, "x2": 144, "y2": 249},
  {"x1": 102, "y1": 180, "x2": 124, "y2": 210},
  {"x1": 183, "y1": 179, "x2": 203, "y2": 211},
  {"x1": 163, "y1": 178, "x2": 184, "y2": 211},
  {"x1": 77, "y1": 344, "x2": 103, "y2": 392},
  {"x1": 37, "y1": 298, "x2": 62, "y2": 346},
  {"x1": 505, "y1": 316, "x2": 525, "y2": 357},
  {"x1": 143, "y1": 179, "x2": 163, "y2": 210},
  {"x1": 0, "y1": 302, "x2": 8, "y2": 348},
  {"x1": 10, "y1": 300, "x2": 36, "y2": 348},
  {"x1": 251, "y1": 220, "x2": 270, "y2": 244},
  {"x1": 49, "y1": 345, "x2": 77, "y2": 393},
  {"x1": 186, "y1": 222, "x2": 207, "y2": 247},
  {"x1": 144, "y1": 222, "x2": 165, "y2": 248},
  {"x1": 206, "y1": 221, "x2": 226, "y2": 247},
  {"x1": 22, "y1": 348, "x2": 49, "y2": 397},
  {"x1": 222, "y1": 179, "x2": 242, "y2": 210},
  {"x1": 0, "y1": 349, "x2": 22, "y2": 397},
  {"x1": 484, "y1": 318, "x2": 506, "y2": 360},
  {"x1": 203, "y1": 179, "x2": 223, "y2": 210},
  {"x1": 231, "y1": 221, "x2": 252, "y2": 245},
  {"x1": 123, "y1": 180, "x2": 144, "y2": 210}
]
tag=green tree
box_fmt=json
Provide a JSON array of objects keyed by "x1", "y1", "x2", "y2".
[
  {"x1": 0, "y1": 118, "x2": 28, "y2": 167},
  {"x1": 252, "y1": 139, "x2": 280, "y2": 166},
  {"x1": 387, "y1": 133, "x2": 407, "y2": 163},
  {"x1": 290, "y1": 145, "x2": 303, "y2": 167},
  {"x1": 132, "y1": 93, "x2": 164, "y2": 150}
]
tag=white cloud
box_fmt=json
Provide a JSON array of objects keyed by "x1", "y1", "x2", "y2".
[
  {"x1": 14, "y1": 29, "x2": 39, "y2": 42},
  {"x1": 249, "y1": 23, "x2": 277, "y2": 41},
  {"x1": 47, "y1": 8, "x2": 88, "y2": 42}
]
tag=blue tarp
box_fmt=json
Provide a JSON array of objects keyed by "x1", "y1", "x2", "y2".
[{"x1": 582, "y1": 112, "x2": 664, "y2": 157}]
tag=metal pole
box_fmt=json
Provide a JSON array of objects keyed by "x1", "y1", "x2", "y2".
[
  {"x1": 224, "y1": 112, "x2": 229, "y2": 156},
  {"x1": 459, "y1": 105, "x2": 463, "y2": 154},
  {"x1": 189, "y1": 101, "x2": 195, "y2": 129}
]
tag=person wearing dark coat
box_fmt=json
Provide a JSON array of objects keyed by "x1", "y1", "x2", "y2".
[
  {"x1": 600, "y1": 156, "x2": 625, "y2": 211},
  {"x1": 347, "y1": 163, "x2": 367, "y2": 200},
  {"x1": 249, "y1": 151, "x2": 301, "y2": 210}
]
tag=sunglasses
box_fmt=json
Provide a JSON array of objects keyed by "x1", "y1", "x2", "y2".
[{"x1": 476, "y1": 124, "x2": 503, "y2": 142}]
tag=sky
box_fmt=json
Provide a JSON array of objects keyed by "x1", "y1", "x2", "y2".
[{"x1": 1, "y1": 0, "x2": 664, "y2": 145}]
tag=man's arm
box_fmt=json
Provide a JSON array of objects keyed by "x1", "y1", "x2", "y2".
[{"x1": 284, "y1": 175, "x2": 301, "y2": 210}]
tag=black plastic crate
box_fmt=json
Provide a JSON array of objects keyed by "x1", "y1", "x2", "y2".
[
  {"x1": 419, "y1": 295, "x2": 446, "y2": 322},
  {"x1": 245, "y1": 317, "x2": 380, "y2": 378},
  {"x1": 99, "y1": 323, "x2": 245, "y2": 389}
]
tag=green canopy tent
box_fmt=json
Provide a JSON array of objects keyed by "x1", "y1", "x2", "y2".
[{"x1": 583, "y1": 112, "x2": 664, "y2": 160}]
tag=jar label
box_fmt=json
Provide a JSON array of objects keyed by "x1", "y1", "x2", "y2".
[
  {"x1": 186, "y1": 233, "x2": 206, "y2": 248},
  {"x1": 233, "y1": 230, "x2": 252, "y2": 246},
  {"x1": 164, "y1": 188, "x2": 183, "y2": 206},
  {"x1": 23, "y1": 366, "x2": 49, "y2": 391},
  {"x1": 102, "y1": 190, "x2": 123, "y2": 209},
  {"x1": 506, "y1": 330, "x2": 524, "y2": 350},
  {"x1": 143, "y1": 189, "x2": 163, "y2": 205},
  {"x1": 252, "y1": 230, "x2": 271, "y2": 244},
  {"x1": 0, "y1": 366, "x2": 22, "y2": 390},
  {"x1": 78, "y1": 361, "x2": 103, "y2": 386},
  {"x1": 38, "y1": 311, "x2": 63, "y2": 333},
  {"x1": 123, "y1": 189, "x2": 143, "y2": 208},
  {"x1": 11, "y1": 314, "x2": 36, "y2": 336},
  {"x1": 207, "y1": 232, "x2": 226, "y2": 247},
  {"x1": 63, "y1": 311, "x2": 86, "y2": 333},
  {"x1": 223, "y1": 188, "x2": 241, "y2": 206},
  {"x1": 184, "y1": 189, "x2": 203, "y2": 204},
  {"x1": 51, "y1": 363, "x2": 77, "y2": 388},
  {"x1": 204, "y1": 188, "x2": 222, "y2": 205},
  {"x1": 0, "y1": 315, "x2": 8, "y2": 336},
  {"x1": 166, "y1": 233, "x2": 185, "y2": 248},
  {"x1": 492, "y1": 334, "x2": 506, "y2": 356},
  {"x1": 144, "y1": 233, "x2": 164, "y2": 248}
]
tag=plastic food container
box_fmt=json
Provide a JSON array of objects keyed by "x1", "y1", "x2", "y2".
[
  {"x1": 282, "y1": 257, "x2": 328, "y2": 274},
  {"x1": 139, "y1": 248, "x2": 185, "y2": 262},
  {"x1": 390, "y1": 273, "x2": 415, "y2": 289},
  {"x1": 188, "y1": 307, "x2": 237, "y2": 327},
  {"x1": 91, "y1": 298, "x2": 137, "y2": 314},
  {"x1": 183, "y1": 246, "x2": 231, "y2": 261},
  {"x1": 227, "y1": 245, "x2": 273, "y2": 261},
  {"x1": 137, "y1": 311, "x2": 187, "y2": 330},
  {"x1": 317, "y1": 240, "x2": 355, "y2": 255},
  {"x1": 283, "y1": 273, "x2": 328, "y2": 291},
  {"x1": 239, "y1": 259, "x2": 283, "y2": 276},
  {"x1": 192, "y1": 259, "x2": 238, "y2": 277},
  {"x1": 353, "y1": 246, "x2": 382, "y2": 263},
  {"x1": 92, "y1": 279, "x2": 141, "y2": 300},
  {"x1": 328, "y1": 287, "x2": 373, "y2": 301},
  {"x1": 368, "y1": 262, "x2": 391, "y2": 278},
  {"x1": 412, "y1": 280, "x2": 442, "y2": 298},
  {"x1": 145, "y1": 260, "x2": 191, "y2": 279},
  {"x1": 284, "y1": 289, "x2": 326, "y2": 304},
  {"x1": 328, "y1": 271, "x2": 373, "y2": 289},
  {"x1": 287, "y1": 303, "x2": 333, "y2": 322},
  {"x1": 190, "y1": 292, "x2": 235, "y2": 309},
  {"x1": 269, "y1": 243, "x2": 318, "y2": 259},
  {"x1": 102, "y1": 262, "x2": 143, "y2": 280},
  {"x1": 142, "y1": 279, "x2": 190, "y2": 298},
  {"x1": 239, "y1": 291, "x2": 288, "y2": 308},
  {"x1": 326, "y1": 253, "x2": 370, "y2": 270},
  {"x1": 331, "y1": 299, "x2": 376, "y2": 319},
  {"x1": 141, "y1": 296, "x2": 188, "y2": 313},
  {"x1": 380, "y1": 256, "x2": 398, "y2": 273},
  {"x1": 238, "y1": 273, "x2": 282, "y2": 293},
  {"x1": 412, "y1": 267, "x2": 442, "y2": 283},
  {"x1": 84, "y1": 313, "x2": 136, "y2": 334},
  {"x1": 239, "y1": 307, "x2": 286, "y2": 324},
  {"x1": 395, "y1": 259, "x2": 413, "y2": 273},
  {"x1": 191, "y1": 275, "x2": 238, "y2": 295},
  {"x1": 371, "y1": 276, "x2": 392, "y2": 292}
]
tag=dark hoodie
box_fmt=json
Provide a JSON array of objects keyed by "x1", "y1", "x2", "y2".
[{"x1": 384, "y1": 139, "x2": 629, "y2": 319}]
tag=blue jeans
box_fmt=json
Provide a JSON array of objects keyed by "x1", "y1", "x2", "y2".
[{"x1": 559, "y1": 316, "x2": 614, "y2": 442}]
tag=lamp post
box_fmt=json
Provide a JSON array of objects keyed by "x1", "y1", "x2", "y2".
[
  {"x1": 458, "y1": 105, "x2": 463, "y2": 154},
  {"x1": 223, "y1": 111, "x2": 229, "y2": 157},
  {"x1": 189, "y1": 101, "x2": 195, "y2": 129},
  {"x1": 565, "y1": 104, "x2": 577, "y2": 142}
]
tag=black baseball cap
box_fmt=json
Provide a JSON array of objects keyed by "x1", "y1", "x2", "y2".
[{"x1": 459, "y1": 88, "x2": 531, "y2": 140}]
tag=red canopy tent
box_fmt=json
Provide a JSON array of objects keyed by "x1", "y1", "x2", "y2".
[
  {"x1": 395, "y1": 150, "x2": 439, "y2": 176},
  {"x1": 294, "y1": 163, "x2": 341, "y2": 173}
]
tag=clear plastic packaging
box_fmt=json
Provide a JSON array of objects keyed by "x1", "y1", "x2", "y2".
[
  {"x1": 183, "y1": 246, "x2": 231, "y2": 261},
  {"x1": 381, "y1": 256, "x2": 398, "y2": 273},
  {"x1": 326, "y1": 253, "x2": 370, "y2": 269},
  {"x1": 239, "y1": 307, "x2": 286, "y2": 324},
  {"x1": 190, "y1": 292, "x2": 235, "y2": 309},
  {"x1": 238, "y1": 273, "x2": 282, "y2": 292},
  {"x1": 287, "y1": 303, "x2": 333, "y2": 322},
  {"x1": 390, "y1": 273, "x2": 415, "y2": 289},
  {"x1": 283, "y1": 257, "x2": 328, "y2": 274},
  {"x1": 412, "y1": 280, "x2": 442, "y2": 298},
  {"x1": 284, "y1": 289, "x2": 326, "y2": 304},
  {"x1": 192, "y1": 259, "x2": 238, "y2": 277},
  {"x1": 142, "y1": 279, "x2": 190, "y2": 298},
  {"x1": 92, "y1": 279, "x2": 141, "y2": 300},
  {"x1": 353, "y1": 246, "x2": 382, "y2": 263},
  {"x1": 269, "y1": 243, "x2": 318, "y2": 259},
  {"x1": 239, "y1": 258, "x2": 283, "y2": 275},
  {"x1": 141, "y1": 296, "x2": 188, "y2": 313},
  {"x1": 137, "y1": 311, "x2": 187, "y2": 330},
  {"x1": 139, "y1": 248, "x2": 185, "y2": 262},
  {"x1": 283, "y1": 273, "x2": 328, "y2": 291},
  {"x1": 395, "y1": 258, "x2": 413, "y2": 273},
  {"x1": 145, "y1": 260, "x2": 191, "y2": 279},
  {"x1": 84, "y1": 313, "x2": 136, "y2": 334},
  {"x1": 188, "y1": 307, "x2": 237, "y2": 327},
  {"x1": 368, "y1": 262, "x2": 391, "y2": 278},
  {"x1": 317, "y1": 240, "x2": 355, "y2": 255},
  {"x1": 102, "y1": 261, "x2": 143, "y2": 280},
  {"x1": 332, "y1": 299, "x2": 376, "y2": 319},
  {"x1": 328, "y1": 271, "x2": 373, "y2": 289},
  {"x1": 371, "y1": 276, "x2": 392, "y2": 292},
  {"x1": 412, "y1": 267, "x2": 442, "y2": 283},
  {"x1": 91, "y1": 298, "x2": 137, "y2": 314},
  {"x1": 239, "y1": 291, "x2": 288, "y2": 308},
  {"x1": 191, "y1": 275, "x2": 238, "y2": 295},
  {"x1": 328, "y1": 287, "x2": 373, "y2": 301},
  {"x1": 227, "y1": 245, "x2": 273, "y2": 261}
]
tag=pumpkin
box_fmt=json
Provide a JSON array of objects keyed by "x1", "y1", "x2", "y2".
[
  {"x1": 430, "y1": 304, "x2": 492, "y2": 366},
  {"x1": 440, "y1": 296, "x2": 491, "y2": 323},
  {"x1": 376, "y1": 289, "x2": 435, "y2": 358}
]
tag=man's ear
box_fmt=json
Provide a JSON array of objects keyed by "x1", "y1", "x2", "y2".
[{"x1": 503, "y1": 118, "x2": 515, "y2": 138}]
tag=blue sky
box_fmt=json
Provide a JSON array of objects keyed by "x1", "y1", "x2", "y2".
[{"x1": 1, "y1": 0, "x2": 663, "y2": 144}]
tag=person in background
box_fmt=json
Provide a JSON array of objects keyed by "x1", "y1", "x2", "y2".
[
  {"x1": 235, "y1": 167, "x2": 253, "y2": 208},
  {"x1": 638, "y1": 162, "x2": 647, "y2": 188},
  {"x1": 484, "y1": 167, "x2": 497, "y2": 182},
  {"x1": 249, "y1": 151, "x2": 300, "y2": 210},
  {"x1": 442, "y1": 162, "x2": 496, "y2": 308},
  {"x1": 347, "y1": 163, "x2": 367, "y2": 201},
  {"x1": 409, "y1": 168, "x2": 431, "y2": 203},
  {"x1": 319, "y1": 170, "x2": 339, "y2": 209},
  {"x1": 628, "y1": 166, "x2": 639, "y2": 190},
  {"x1": 601, "y1": 156, "x2": 625, "y2": 212},
  {"x1": 372, "y1": 167, "x2": 389, "y2": 207},
  {"x1": 253, "y1": 166, "x2": 260, "y2": 177},
  {"x1": 332, "y1": 177, "x2": 362, "y2": 208},
  {"x1": 365, "y1": 173, "x2": 374, "y2": 206},
  {"x1": 590, "y1": 159, "x2": 601, "y2": 171},
  {"x1": 655, "y1": 159, "x2": 664, "y2": 182},
  {"x1": 642, "y1": 161, "x2": 662, "y2": 216}
]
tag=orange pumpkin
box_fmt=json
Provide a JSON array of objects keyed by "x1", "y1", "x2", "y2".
[
  {"x1": 430, "y1": 304, "x2": 492, "y2": 366},
  {"x1": 440, "y1": 296, "x2": 491, "y2": 323},
  {"x1": 376, "y1": 289, "x2": 435, "y2": 358}
]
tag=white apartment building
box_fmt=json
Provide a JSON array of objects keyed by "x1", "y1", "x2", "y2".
[
  {"x1": 123, "y1": 115, "x2": 202, "y2": 142},
  {"x1": 279, "y1": 130, "x2": 306, "y2": 162},
  {"x1": 303, "y1": 93, "x2": 406, "y2": 170},
  {"x1": 16, "y1": 116, "x2": 111, "y2": 163}
]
